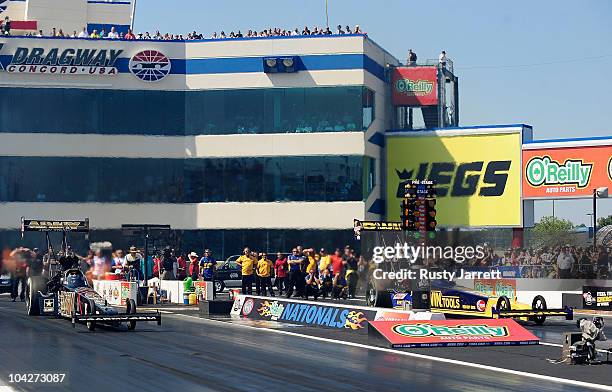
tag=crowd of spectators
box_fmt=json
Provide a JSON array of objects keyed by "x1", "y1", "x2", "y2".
[
  {"x1": 438, "y1": 244, "x2": 611, "y2": 279},
  {"x1": 4, "y1": 21, "x2": 366, "y2": 41},
  {"x1": 230, "y1": 245, "x2": 367, "y2": 300}
]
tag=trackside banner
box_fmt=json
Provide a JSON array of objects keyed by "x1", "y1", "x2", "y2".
[
  {"x1": 522, "y1": 144, "x2": 612, "y2": 199},
  {"x1": 582, "y1": 286, "x2": 612, "y2": 310},
  {"x1": 239, "y1": 296, "x2": 376, "y2": 333},
  {"x1": 391, "y1": 67, "x2": 438, "y2": 106},
  {"x1": 369, "y1": 319, "x2": 539, "y2": 348}
]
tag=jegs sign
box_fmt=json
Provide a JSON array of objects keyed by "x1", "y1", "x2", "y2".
[{"x1": 3, "y1": 47, "x2": 122, "y2": 75}]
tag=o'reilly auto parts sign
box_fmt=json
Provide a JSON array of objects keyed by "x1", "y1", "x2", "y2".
[{"x1": 4, "y1": 47, "x2": 122, "y2": 76}]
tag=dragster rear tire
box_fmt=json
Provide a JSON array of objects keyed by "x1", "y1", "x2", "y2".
[
  {"x1": 366, "y1": 280, "x2": 392, "y2": 308},
  {"x1": 496, "y1": 295, "x2": 511, "y2": 313},
  {"x1": 26, "y1": 276, "x2": 47, "y2": 316},
  {"x1": 532, "y1": 295, "x2": 547, "y2": 325}
]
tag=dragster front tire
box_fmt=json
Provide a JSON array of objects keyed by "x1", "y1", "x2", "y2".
[{"x1": 127, "y1": 299, "x2": 137, "y2": 330}]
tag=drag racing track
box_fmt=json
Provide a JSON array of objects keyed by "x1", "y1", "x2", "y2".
[{"x1": 0, "y1": 295, "x2": 611, "y2": 392}]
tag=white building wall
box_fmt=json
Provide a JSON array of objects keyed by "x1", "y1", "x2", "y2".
[
  {"x1": 2, "y1": 0, "x2": 27, "y2": 21},
  {"x1": 0, "y1": 202, "x2": 365, "y2": 230},
  {"x1": 0, "y1": 132, "x2": 366, "y2": 158},
  {"x1": 26, "y1": 0, "x2": 87, "y2": 34}
]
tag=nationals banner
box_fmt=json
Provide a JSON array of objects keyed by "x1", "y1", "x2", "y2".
[
  {"x1": 391, "y1": 67, "x2": 438, "y2": 106},
  {"x1": 239, "y1": 296, "x2": 376, "y2": 333},
  {"x1": 522, "y1": 142, "x2": 612, "y2": 199},
  {"x1": 369, "y1": 319, "x2": 539, "y2": 348}
]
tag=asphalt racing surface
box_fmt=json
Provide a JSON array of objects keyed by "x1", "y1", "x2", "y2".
[{"x1": 0, "y1": 295, "x2": 611, "y2": 392}]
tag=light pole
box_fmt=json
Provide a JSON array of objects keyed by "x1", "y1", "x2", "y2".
[{"x1": 593, "y1": 187, "x2": 609, "y2": 250}]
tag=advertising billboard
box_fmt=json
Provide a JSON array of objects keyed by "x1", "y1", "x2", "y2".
[
  {"x1": 391, "y1": 67, "x2": 438, "y2": 106},
  {"x1": 583, "y1": 286, "x2": 612, "y2": 311},
  {"x1": 522, "y1": 143, "x2": 612, "y2": 199},
  {"x1": 386, "y1": 130, "x2": 523, "y2": 227},
  {"x1": 239, "y1": 296, "x2": 375, "y2": 333},
  {"x1": 368, "y1": 319, "x2": 539, "y2": 348}
]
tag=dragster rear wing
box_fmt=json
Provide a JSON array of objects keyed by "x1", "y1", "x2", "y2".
[{"x1": 21, "y1": 218, "x2": 90, "y2": 237}]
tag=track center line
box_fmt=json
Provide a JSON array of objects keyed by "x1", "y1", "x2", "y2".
[{"x1": 168, "y1": 313, "x2": 612, "y2": 391}]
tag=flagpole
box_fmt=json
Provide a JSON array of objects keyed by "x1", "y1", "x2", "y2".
[
  {"x1": 130, "y1": 0, "x2": 137, "y2": 30},
  {"x1": 325, "y1": 0, "x2": 329, "y2": 29}
]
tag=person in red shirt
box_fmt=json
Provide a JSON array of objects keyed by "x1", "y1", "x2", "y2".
[
  {"x1": 274, "y1": 252, "x2": 287, "y2": 295},
  {"x1": 124, "y1": 28, "x2": 136, "y2": 40},
  {"x1": 176, "y1": 251, "x2": 187, "y2": 280},
  {"x1": 188, "y1": 252, "x2": 199, "y2": 280},
  {"x1": 330, "y1": 248, "x2": 345, "y2": 278}
]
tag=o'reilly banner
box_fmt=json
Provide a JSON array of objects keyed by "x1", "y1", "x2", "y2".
[{"x1": 3, "y1": 47, "x2": 122, "y2": 75}]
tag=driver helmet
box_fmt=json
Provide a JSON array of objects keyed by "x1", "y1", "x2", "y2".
[{"x1": 65, "y1": 271, "x2": 86, "y2": 289}]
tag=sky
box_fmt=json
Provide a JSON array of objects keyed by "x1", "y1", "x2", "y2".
[{"x1": 134, "y1": 0, "x2": 612, "y2": 226}]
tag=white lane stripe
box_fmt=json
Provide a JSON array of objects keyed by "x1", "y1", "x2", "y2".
[
  {"x1": 169, "y1": 313, "x2": 612, "y2": 391},
  {"x1": 539, "y1": 341, "x2": 610, "y2": 354}
]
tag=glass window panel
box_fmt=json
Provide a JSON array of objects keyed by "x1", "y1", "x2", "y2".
[
  {"x1": 304, "y1": 158, "x2": 326, "y2": 201},
  {"x1": 203, "y1": 159, "x2": 224, "y2": 202},
  {"x1": 280, "y1": 157, "x2": 305, "y2": 201},
  {"x1": 0, "y1": 156, "x2": 364, "y2": 203},
  {"x1": 243, "y1": 158, "x2": 264, "y2": 202},
  {"x1": 1, "y1": 87, "x2": 367, "y2": 136},
  {"x1": 262, "y1": 157, "x2": 282, "y2": 201}
]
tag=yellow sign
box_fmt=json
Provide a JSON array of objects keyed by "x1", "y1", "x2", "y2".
[
  {"x1": 386, "y1": 132, "x2": 522, "y2": 227},
  {"x1": 430, "y1": 290, "x2": 461, "y2": 309}
]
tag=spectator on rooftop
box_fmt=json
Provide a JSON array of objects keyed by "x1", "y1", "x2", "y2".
[
  {"x1": 124, "y1": 28, "x2": 135, "y2": 39},
  {"x1": 90, "y1": 29, "x2": 99, "y2": 38},
  {"x1": 354, "y1": 25, "x2": 362, "y2": 34},
  {"x1": 336, "y1": 24, "x2": 344, "y2": 34},
  {"x1": 1, "y1": 16, "x2": 11, "y2": 36},
  {"x1": 220, "y1": 31, "x2": 226, "y2": 38},
  {"x1": 77, "y1": 27, "x2": 87, "y2": 38},
  {"x1": 211, "y1": 32, "x2": 218, "y2": 39},
  {"x1": 50, "y1": 27, "x2": 57, "y2": 37},
  {"x1": 107, "y1": 26, "x2": 119, "y2": 39},
  {"x1": 407, "y1": 49, "x2": 417, "y2": 66},
  {"x1": 345, "y1": 25, "x2": 352, "y2": 34},
  {"x1": 100, "y1": 28, "x2": 107, "y2": 38},
  {"x1": 36, "y1": 29, "x2": 43, "y2": 37},
  {"x1": 439, "y1": 50, "x2": 447, "y2": 68},
  {"x1": 70, "y1": 30, "x2": 77, "y2": 38}
]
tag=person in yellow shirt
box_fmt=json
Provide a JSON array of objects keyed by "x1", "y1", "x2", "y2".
[
  {"x1": 257, "y1": 253, "x2": 275, "y2": 296},
  {"x1": 318, "y1": 248, "x2": 331, "y2": 272},
  {"x1": 305, "y1": 250, "x2": 317, "y2": 274},
  {"x1": 236, "y1": 247, "x2": 254, "y2": 295}
]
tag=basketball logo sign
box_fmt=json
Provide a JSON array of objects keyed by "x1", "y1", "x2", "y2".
[{"x1": 129, "y1": 50, "x2": 171, "y2": 82}]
